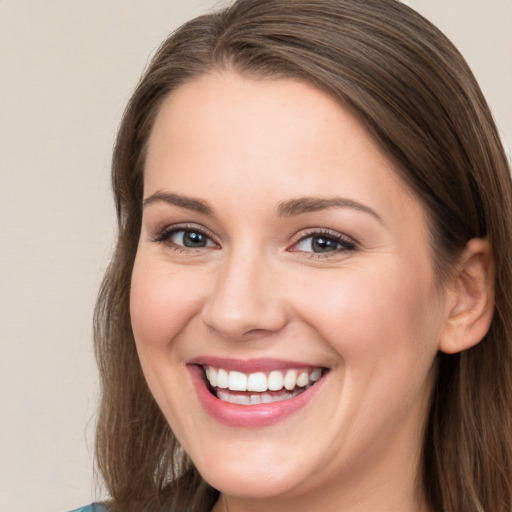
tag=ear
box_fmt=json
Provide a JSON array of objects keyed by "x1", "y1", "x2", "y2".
[{"x1": 438, "y1": 237, "x2": 495, "y2": 354}]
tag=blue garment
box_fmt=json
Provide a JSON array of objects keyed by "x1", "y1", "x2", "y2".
[{"x1": 67, "y1": 504, "x2": 109, "y2": 512}]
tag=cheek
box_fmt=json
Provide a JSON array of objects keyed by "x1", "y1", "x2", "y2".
[
  {"x1": 293, "y1": 262, "x2": 441, "y2": 448},
  {"x1": 294, "y1": 260, "x2": 442, "y2": 367},
  {"x1": 129, "y1": 254, "x2": 204, "y2": 436},
  {"x1": 130, "y1": 255, "x2": 204, "y2": 350}
]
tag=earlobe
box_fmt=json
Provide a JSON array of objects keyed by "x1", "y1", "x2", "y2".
[{"x1": 438, "y1": 237, "x2": 495, "y2": 354}]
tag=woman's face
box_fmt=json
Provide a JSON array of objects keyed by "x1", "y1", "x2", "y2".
[{"x1": 131, "y1": 72, "x2": 447, "y2": 509}]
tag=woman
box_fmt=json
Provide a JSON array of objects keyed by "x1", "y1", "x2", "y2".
[{"x1": 78, "y1": 0, "x2": 512, "y2": 511}]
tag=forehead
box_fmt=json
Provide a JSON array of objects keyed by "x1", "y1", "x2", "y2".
[{"x1": 144, "y1": 72, "x2": 423, "y2": 226}]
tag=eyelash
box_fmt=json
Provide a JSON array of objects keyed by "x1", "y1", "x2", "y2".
[
  {"x1": 152, "y1": 224, "x2": 218, "y2": 251},
  {"x1": 290, "y1": 229, "x2": 357, "y2": 257},
  {"x1": 152, "y1": 225, "x2": 357, "y2": 257}
]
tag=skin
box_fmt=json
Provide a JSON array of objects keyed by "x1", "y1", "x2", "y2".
[{"x1": 130, "y1": 71, "x2": 455, "y2": 512}]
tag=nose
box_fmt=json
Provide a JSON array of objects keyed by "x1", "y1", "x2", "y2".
[{"x1": 201, "y1": 248, "x2": 288, "y2": 340}]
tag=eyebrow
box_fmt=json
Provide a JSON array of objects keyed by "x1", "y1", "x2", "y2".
[
  {"x1": 142, "y1": 191, "x2": 382, "y2": 223},
  {"x1": 277, "y1": 196, "x2": 383, "y2": 223},
  {"x1": 143, "y1": 191, "x2": 213, "y2": 215}
]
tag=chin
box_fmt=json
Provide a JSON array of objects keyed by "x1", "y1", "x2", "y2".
[{"x1": 199, "y1": 462, "x2": 302, "y2": 500}]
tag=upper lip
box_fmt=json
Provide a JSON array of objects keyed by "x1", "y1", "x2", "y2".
[{"x1": 187, "y1": 356, "x2": 327, "y2": 373}]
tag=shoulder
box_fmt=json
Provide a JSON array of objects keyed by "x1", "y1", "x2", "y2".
[{"x1": 66, "y1": 504, "x2": 110, "y2": 512}]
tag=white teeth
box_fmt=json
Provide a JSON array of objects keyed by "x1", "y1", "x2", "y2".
[
  {"x1": 268, "y1": 370, "x2": 284, "y2": 391},
  {"x1": 228, "y1": 371, "x2": 247, "y2": 391},
  {"x1": 261, "y1": 393, "x2": 273, "y2": 404},
  {"x1": 247, "y1": 372, "x2": 267, "y2": 392},
  {"x1": 217, "y1": 389, "x2": 229, "y2": 402},
  {"x1": 284, "y1": 369, "x2": 297, "y2": 390},
  {"x1": 233, "y1": 394, "x2": 251, "y2": 405},
  {"x1": 297, "y1": 371, "x2": 309, "y2": 388},
  {"x1": 217, "y1": 368, "x2": 229, "y2": 389},
  {"x1": 250, "y1": 394, "x2": 262, "y2": 405},
  {"x1": 206, "y1": 367, "x2": 217, "y2": 387},
  {"x1": 310, "y1": 368, "x2": 322, "y2": 382},
  {"x1": 216, "y1": 388, "x2": 301, "y2": 405},
  {"x1": 204, "y1": 366, "x2": 323, "y2": 394}
]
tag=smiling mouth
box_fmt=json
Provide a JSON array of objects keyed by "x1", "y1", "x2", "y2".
[{"x1": 202, "y1": 366, "x2": 325, "y2": 405}]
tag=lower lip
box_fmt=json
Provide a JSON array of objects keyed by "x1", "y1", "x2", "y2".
[{"x1": 189, "y1": 365, "x2": 325, "y2": 427}]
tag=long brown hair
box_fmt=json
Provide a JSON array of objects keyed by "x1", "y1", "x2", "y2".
[{"x1": 94, "y1": 1, "x2": 512, "y2": 510}]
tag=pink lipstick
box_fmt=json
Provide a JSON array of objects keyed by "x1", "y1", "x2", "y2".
[{"x1": 188, "y1": 358, "x2": 327, "y2": 427}]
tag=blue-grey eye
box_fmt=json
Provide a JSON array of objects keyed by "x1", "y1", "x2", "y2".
[
  {"x1": 294, "y1": 232, "x2": 355, "y2": 254},
  {"x1": 169, "y1": 229, "x2": 215, "y2": 248},
  {"x1": 295, "y1": 235, "x2": 339, "y2": 253}
]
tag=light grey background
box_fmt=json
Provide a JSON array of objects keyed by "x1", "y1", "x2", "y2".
[{"x1": 1, "y1": 1, "x2": 510, "y2": 511}]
